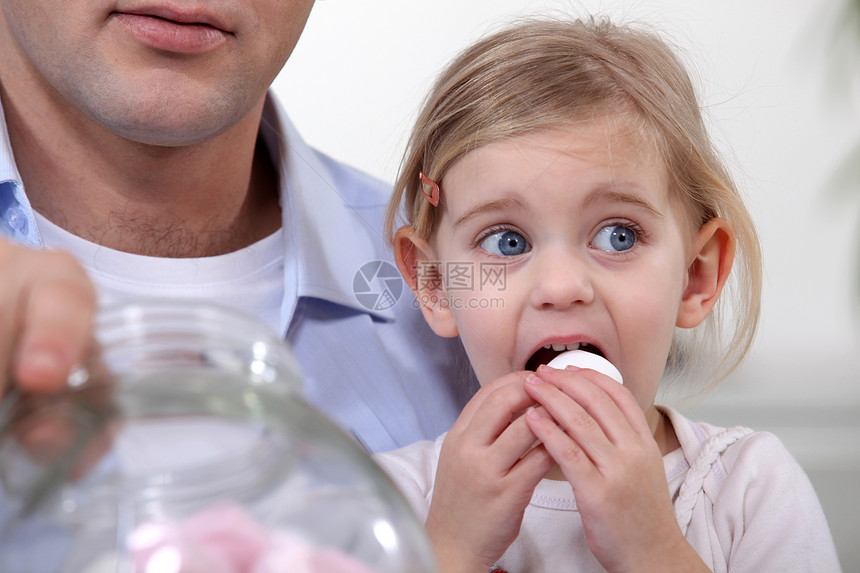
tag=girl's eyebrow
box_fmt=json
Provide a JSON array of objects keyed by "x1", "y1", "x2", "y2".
[
  {"x1": 582, "y1": 185, "x2": 664, "y2": 219},
  {"x1": 453, "y1": 197, "x2": 528, "y2": 230}
]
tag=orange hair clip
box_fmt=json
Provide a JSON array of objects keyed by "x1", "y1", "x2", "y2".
[{"x1": 418, "y1": 172, "x2": 440, "y2": 207}]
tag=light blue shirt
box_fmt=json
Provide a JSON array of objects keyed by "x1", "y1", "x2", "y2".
[{"x1": 0, "y1": 94, "x2": 475, "y2": 454}]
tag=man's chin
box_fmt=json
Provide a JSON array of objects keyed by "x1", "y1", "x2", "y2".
[
  {"x1": 69, "y1": 74, "x2": 264, "y2": 148},
  {"x1": 88, "y1": 103, "x2": 253, "y2": 148}
]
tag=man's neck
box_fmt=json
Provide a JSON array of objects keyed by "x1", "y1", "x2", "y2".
[{"x1": 1, "y1": 76, "x2": 281, "y2": 258}]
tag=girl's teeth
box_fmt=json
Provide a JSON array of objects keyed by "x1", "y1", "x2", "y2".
[{"x1": 544, "y1": 342, "x2": 583, "y2": 351}]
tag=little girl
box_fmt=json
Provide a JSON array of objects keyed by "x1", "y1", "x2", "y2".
[{"x1": 374, "y1": 17, "x2": 840, "y2": 573}]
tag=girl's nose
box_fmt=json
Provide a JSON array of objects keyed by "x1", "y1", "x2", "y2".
[{"x1": 528, "y1": 250, "x2": 595, "y2": 310}]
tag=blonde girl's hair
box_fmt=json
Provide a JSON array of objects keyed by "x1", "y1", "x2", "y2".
[{"x1": 384, "y1": 17, "x2": 762, "y2": 395}]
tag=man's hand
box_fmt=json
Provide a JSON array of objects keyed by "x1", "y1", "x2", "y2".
[{"x1": 0, "y1": 238, "x2": 96, "y2": 394}]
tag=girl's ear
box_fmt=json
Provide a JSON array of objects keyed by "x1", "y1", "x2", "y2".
[
  {"x1": 393, "y1": 226, "x2": 459, "y2": 338},
  {"x1": 676, "y1": 218, "x2": 736, "y2": 328}
]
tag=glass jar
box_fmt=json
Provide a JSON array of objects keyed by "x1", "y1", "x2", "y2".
[{"x1": 0, "y1": 301, "x2": 435, "y2": 573}]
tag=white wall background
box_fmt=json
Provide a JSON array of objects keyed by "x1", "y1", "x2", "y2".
[{"x1": 273, "y1": 1, "x2": 860, "y2": 568}]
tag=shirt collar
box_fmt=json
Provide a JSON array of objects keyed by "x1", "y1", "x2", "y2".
[
  {"x1": 260, "y1": 96, "x2": 396, "y2": 323},
  {"x1": 0, "y1": 97, "x2": 20, "y2": 185},
  {"x1": 0, "y1": 96, "x2": 40, "y2": 245}
]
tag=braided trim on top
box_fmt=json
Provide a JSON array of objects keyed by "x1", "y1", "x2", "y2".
[{"x1": 674, "y1": 426, "x2": 754, "y2": 535}]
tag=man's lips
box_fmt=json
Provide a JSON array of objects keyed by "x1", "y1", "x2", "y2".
[
  {"x1": 119, "y1": 5, "x2": 231, "y2": 31},
  {"x1": 111, "y1": 8, "x2": 232, "y2": 55}
]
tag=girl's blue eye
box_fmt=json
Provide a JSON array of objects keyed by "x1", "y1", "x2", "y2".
[
  {"x1": 592, "y1": 225, "x2": 637, "y2": 253},
  {"x1": 480, "y1": 230, "x2": 531, "y2": 256}
]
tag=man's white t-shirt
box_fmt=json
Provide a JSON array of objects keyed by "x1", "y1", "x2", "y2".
[{"x1": 33, "y1": 212, "x2": 285, "y2": 335}]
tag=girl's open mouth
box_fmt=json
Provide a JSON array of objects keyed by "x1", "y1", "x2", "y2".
[{"x1": 525, "y1": 342, "x2": 603, "y2": 371}]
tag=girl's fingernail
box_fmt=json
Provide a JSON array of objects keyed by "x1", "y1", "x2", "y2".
[
  {"x1": 526, "y1": 373, "x2": 542, "y2": 385},
  {"x1": 527, "y1": 409, "x2": 544, "y2": 420},
  {"x1": 565, "y1": 365, "x2": 581, "y2": 371},
  {"x1": 536, "y1": 364, "x2": 550, "y2": 372}
]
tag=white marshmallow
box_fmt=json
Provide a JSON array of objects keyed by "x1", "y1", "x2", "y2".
[{"x1": 546, "y1": 350, "x2": 623, "y2": 384}]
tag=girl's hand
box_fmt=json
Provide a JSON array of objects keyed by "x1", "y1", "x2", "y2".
[
  {"x1": 524, "y1": 366, "x2": 708, "y2": 573},
  {"x1": 426, "y1": 371, "x2": 555, "y2": 573}
]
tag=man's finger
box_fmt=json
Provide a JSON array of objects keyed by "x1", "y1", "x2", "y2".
[{"x1": 12, "y1": 250, "x2": 96, "y2": 392}]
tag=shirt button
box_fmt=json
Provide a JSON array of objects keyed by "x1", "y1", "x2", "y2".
[{"x1": 5, "y1": 206, "x2": 28, "y2": 233}]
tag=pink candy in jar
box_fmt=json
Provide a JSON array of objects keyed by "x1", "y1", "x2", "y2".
[{"x1": 127, "y1": 504, "x2": 376, "y2": 573}]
